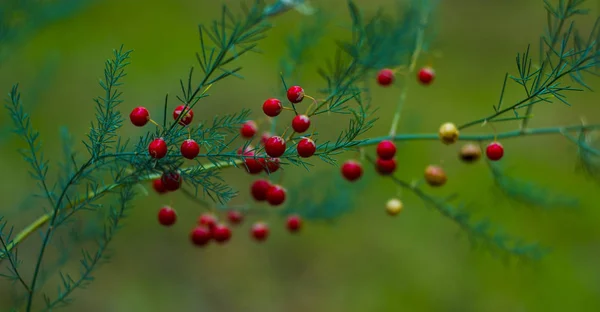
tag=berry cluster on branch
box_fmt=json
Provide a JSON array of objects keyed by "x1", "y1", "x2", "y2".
[{"x1": 1, "y1": 0, "x2": 599, "y2": 310}]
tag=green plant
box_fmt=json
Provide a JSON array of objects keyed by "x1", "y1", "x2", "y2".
[{"x1": 1, "y1": 0, "x2": 599, "y2": 310}]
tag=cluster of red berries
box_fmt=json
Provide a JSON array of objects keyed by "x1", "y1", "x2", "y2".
[
  {"x1": 376, "y1": 66, "x2": 436, "y2": 87},
  {"x1": 157, "y1": 207, "x2": 302, "y2": 246}
]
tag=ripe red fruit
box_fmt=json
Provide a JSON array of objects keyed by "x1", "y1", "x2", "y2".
[
  {"x1": 264, "y1": 157, "x2": 280, "y2": 174},
  {"x1": 212, "y1": 224, "x2": 232, "y2": 243},
  {"x1": 242, "y1": 151, "x2": 264, "y2": 174},
  {"x1": 486, "y1": 142, "x2": 504, "y2": 161},
  {"x1": 287, "y1": 86, "x2": 305, "y2": 103},
  {"x1": 173, "y1": 105, "x2": 194, "y2": 126},
  {"x1": 263, "y1": 98, "x2": 283, "y2": 117},
  {"x1": 341, "y1": 160, "x2": 363, "y2": 182},
  {"x1": 148, "y1": 138, "x2": 168, "y2": 159},
  {"x1": 291, "y1": 115, "x2": 311, "y2": 133},
  {"x1": 240, "y1": 120, "x2": 258, "y2": 139},
  {"x1": 260, "y1": 132, "x2": 271, "y2": 145},
  {"x1": 418, "y1": 67, "x2": 435, "y2": 85},
  {"x1": 251, "y1": 179, "x2": 272, "y2": 201},
  {"x1": 130, "y1": 107, "x2": 150, "y2": 127},
  {"x1": 377, "y1": 69, "x2": 394, "y2": 86},
  {"x1": 180, "y1": 139, "x2": 200, "y2": 159},
  {"x1": 227, "y1": 210, "x2": 243, "y2": 225},
  {"x1": 161, "y1": 171, "x2": 182, "y2": 191},
  {"x1": 198, "y1": 213, "x2": 218, "y2": 229},
  {"x1": 376, "y1": 158, "x2": 397, "y2": 175},
  {"x1": 190, "y1": 226, "x2": 212, "y2": 246},
  {"x1": 297, "y1": 137, "x2": 316, "y2": 158},
  {"x1": 251, "y1": 222, "x2": 269, "y2": 241},
  {"x1": 286, "y1": 215, "x2": 302, "y2": 233},
  {"x1": 158, "y1": 206, "x2": 177, "y2": 226},
  {"x1": 265, "y1": 136, "x2": 286, "y2": 157},
  {"x1": 152, "y1": 178, "x2": 168, "y2": 194},
  {"x1": 376, "y1": 140, "x2": 396, "y2": 160},
  {"x1": 266, "y1": 184, "x2": 286, "y2": 206}
]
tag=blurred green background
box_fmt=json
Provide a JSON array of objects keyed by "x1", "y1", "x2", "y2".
[{"x1": 1, "y1": 0, "x2": 600, "y2": 311}]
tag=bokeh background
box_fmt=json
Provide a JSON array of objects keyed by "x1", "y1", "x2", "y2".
[{"x1": 1, "y1": 0, "x2": 600, "y2": 311}]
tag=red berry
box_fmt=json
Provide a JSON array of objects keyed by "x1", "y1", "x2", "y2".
[
  {"x1": 173, "y1": 105, "x2": 194, "y2": 126},
  {"x1": 242, "y1": 150, "x2": 264, "y2": 174},
  {"x1": 291, "y1": 115, "x2": 311, "y2": 133},
  {"x1": 251, "y1": 179, "x2": 272, "y2": 201},
  {"x1": 148, "y1": 138, "x2": 168, "y2": 159},
  {"x1": 161, "y1": 171, "x2": 182, "y2": 191},
  {"x1": 251, "y1": 222, "x2": 269, "y2": 241},
  {"x1": 227, "y1": 210, "x2": 244, "y2": 225},
  {"x1": 265, "y1": 136, "x2": 286, "y2": 157},
  {"x1": 190, "y1": 226, "x2": 212, "y2": 246},
  {"x1": 180, "y1": 139, "x2": 200, "y2": 159},
  {"x1": 198, "y1": 213, "x2": 218, "y2": 229},
  {"x1": 341, "y1": 160, "x2": 363, "y2": 182},
  {"x1": 152, "y1": 178, "x2": 168, "y2": 194},
  {"x1": 377, "y1": 69, "x2": 394, "y2": 86},
  {"x1": 376, "y1": 140, "x2": 396, "y2": 160},
  {"x1": 158, "y1": 206, "x2": 177, "y2": 226},
  {"x1": 286, "y1": 86, "x2": 305, "y2": 103},
  {"x1": 264, "y1": 157, "x2": 280, "y2": 174},
  {"x1": 418, "y1": 67, "x2": 435, "y2": 85},
  {"x1": 376, "y1": 158, "x2": 397, "y2": 175},
  {"x1": 212, "y1": 224, "x2": 232, "y2": 243},
  {"x1": 240, "y1": 120, "x2": 258, "y2": 139},
  {"x1": 260, "y1": 132, "x2": 271, "y2": 145},
  {"x1": 297, "y1": 137, "x2": 316, "y2": 158},
  {"x1": 486, "y1": 142, "x2": 504, "y2": 161},
  {"x1": 130, "y1": 107, "x2": 150, "y2": 127},
  {"x1": 237, "y1": 145, "x2": 253, "y2": 155},
  {"x1": 286, "y1": 215, "x2": 302, "y2": 233},
  {"x1": 263, "y1": 98, "x2": 283, "y2": 117},
  {"x1": 266, "y1": 184, "x2": 286, "y2": 206}
]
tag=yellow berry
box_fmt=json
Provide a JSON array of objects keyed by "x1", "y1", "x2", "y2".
[
  {"x1": 438, "y1": 122, "x2": 459, "y2": 144},
  {"x1": 385, "y1": 198, "x2": 403, "y2": 216},
  {"x1": 424, "y1": 165, "x2": 447, "y2": 187}
]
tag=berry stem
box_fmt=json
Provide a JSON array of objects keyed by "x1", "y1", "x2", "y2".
[{"x1": 388, "y1": 7, "x2": 427, "y2": 137}]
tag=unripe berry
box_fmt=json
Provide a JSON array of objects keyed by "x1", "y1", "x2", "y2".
[
  {"x1": 297, "y1": 137, "x2": 316, "y2": 158},
  {"x1": 129, "y1": 107, "x2": 150, "y2": 127},
  {"x1": 198, "y1": 213, "x2": 218, "y2": 229},
  {"x1": 190, "y1": 226, "x2": 212, "y2": 246},
  {"x1": 459, "y1": 143, "x2": 482, "y2": 163},
  {"x1": 212, "y1": 224, "x2": 232, "y2": 243},
  {"x1": 291, "y1": 114, "x2": 311, "y2": 133},
  {"x1": 240, "y1": 120, "x2": 258, "y2": 139},
  {"x1": 377, "y1": 68, "x2": 394, "y2": 86},
  {"x1": 161, "y1": 171, "x2": 182, "y2": 191},
  {"x1": 385, "y1": 198, "x2": 403, "y2": 216},
  {"x1": 376, "y1": 158, "x2": 397, "y2": 175},
  {"x1": 418, "y1": 67, "x2": 435, "y2": 85},
  {"x1": 265, "y1": 136, "x2": 286, "y2": 157},
  {"x1": 376, "y1": 140, "x2": 396, "y2": 160},
  {"x1": 287, "y1": 86, "x2": 305, "y2": 103},
  {"x1": 263, "y1": 98, "x2": 283, "y2": 117},
  {"x1": 173, "y1": 105, "x2": 194, "y2": 126},
  {"x1": 227, "y1": 210, "x2": 243, "y2": 225},
  {"x1": 251, "y1": 222, "x2": 269, "y2": 241},
  {"x1": 251, "y1": 179, "x2": 271, "y2": 201},
  {"x1": 286, "y1": 215, "x2": 302, "y2": 233},
  {"x1": 341, "y1": 160, "x2": 363, "y2": 182},
  {"x1": 486, "y1": 141, "x2": 504, "y2": 161},
  {"x1": 148, "y1": 138, "x2": 168, "y2": 159},
  {"x1": 158, "y1": 206, "x2": 177, "y2": 226},
  {"x1": 424, "y1": 165, "x2": 447, "y2": 187},
  {"x1": 152, "y1": 178, "x2": 167, "y2": 194},
  {"x1": 180, "y1": 139, "x2": 200, "y2": 159},
  {"x1": 438, "y1": 122, "x2": 459, "y2": 145},
  {"x1": 266, "y1": 184, "x2": 286, "y2": 206}
]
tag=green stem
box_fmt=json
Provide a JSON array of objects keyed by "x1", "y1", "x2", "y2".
[{"x1": 2, "y1": 123, "x2": 600, "y2": 262}]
